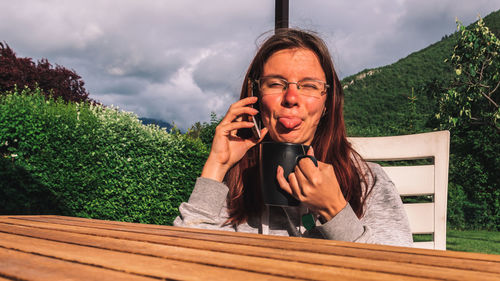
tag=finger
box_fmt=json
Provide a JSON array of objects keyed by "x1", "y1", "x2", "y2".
[
  {"x1": 230, "y1": 96, "x2": 259, "y2": 108},
  {"x1": 241, "y1": 127, "x2": 269, "y2": 151},
  {"x1": 238, "y1": 96, "x2": 259, "y2": 106},
  {"x1": 296, "y1": 156, "x2": 318, "y2": 182},
  {"x1": 293, "y1": 165, "x2": 309, "y2": 188},
  {"x1": 231, "y1": 116, "x2": 244, "y2": 136},
  {"x1": 245, "y1": 127, "x2": 269, "y2": 147},
  {"x1": 220, "y1": 97, "x2": 258, "y2": 124},
  {"x1": 276, "y1": 165, "x2": 293, "y2": 196},
  {"x1": 293, "y1": 165, "x2": 309, "y2": 196},
  {"x1": 217, "y1": 121, "x2": 255, "y2": 136},
  {"x1": 307, "y1": 146, "x2": 315, "y2": 157},
  {"x1": 287, "y1": 172, "x2": 303, "y2": 200},
  {"x1": 258, "y1": 127, "x2": 269, "y2": 141},
  {"x1": 221, "y1": 106, "x2": 259, "y2": 125}
]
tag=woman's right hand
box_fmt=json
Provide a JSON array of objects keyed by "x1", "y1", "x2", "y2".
[{"x1": 201, "y1": 96, "x2": 268, "y2": 182}]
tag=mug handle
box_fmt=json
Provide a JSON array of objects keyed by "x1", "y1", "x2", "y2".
[{"x1": 295, "y1": 155, "x2": 318, "y2": 167}]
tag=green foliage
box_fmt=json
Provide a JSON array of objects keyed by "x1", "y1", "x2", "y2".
[
  {"x1": 0, "y1": 156, "x2": 60, "y2": 214},
  {"x1": 0, "y1": 88, "x2": 208, "y2": 225},
  {"x1": 446, "y1": 182, "x2": 467, "y2": 229},
  {"x1": 438, "y1": 18, "x2": 499, "y2": 131},
  {"x1": 343, "y1": 10, "x2": 500, "y2": 137},
  {"x1": 186, "y1": 112, "x2": 221, "y2": 147},
  {"x1": 343, "y1": 10, "x2": 500, "y2": 230},
  {"x1": 435, "y1": 17, "x2": 499, "y2": 230},
  {"x1": 343, "y1": 34, "x2": 456, "y2": 136}
]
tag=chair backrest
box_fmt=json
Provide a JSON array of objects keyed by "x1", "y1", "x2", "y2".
[{"x1": 348, "y1": 131, "x2": 450, "y2": 250}]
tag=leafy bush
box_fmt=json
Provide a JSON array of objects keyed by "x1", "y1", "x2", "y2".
[
  {"x1": 0, "y1": 88, "x2": 208, "y2": 225},
  {"x1": 446, "y1": 128, "x2": 499, "y2": 230}
]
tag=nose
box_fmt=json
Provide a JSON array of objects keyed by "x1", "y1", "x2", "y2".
[{"x1": 282, "y1": 83, "x2": 299, "y2": 107}]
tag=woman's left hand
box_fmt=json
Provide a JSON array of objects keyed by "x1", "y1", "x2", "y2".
[{"x1": 276, "y1": 147, "x2": 347, "y2": 222}]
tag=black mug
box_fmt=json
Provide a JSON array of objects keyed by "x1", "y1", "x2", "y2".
[{"x1": 259, "y1": 141, "x2": 318, "y2": 206}]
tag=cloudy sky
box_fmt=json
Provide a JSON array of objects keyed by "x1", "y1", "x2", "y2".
[{"x1": 1, "y1": 1, "x2": 498, "y2": 130}]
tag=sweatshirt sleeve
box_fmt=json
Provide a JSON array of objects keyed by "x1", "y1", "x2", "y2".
[
  {"x1": 173, "y1": 177, "x2": 236, "y2": 232},
  {"x1": 312, "y1": 163, "x2": 414, "y2": 247}
]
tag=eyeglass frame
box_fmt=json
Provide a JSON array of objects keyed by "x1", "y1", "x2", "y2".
[{"x1": 252, "y1": 76, "x2": 330, "y2": 97}]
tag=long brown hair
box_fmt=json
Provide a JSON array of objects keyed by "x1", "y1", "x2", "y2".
[{"x1": 224, "y1": 29, "x2": 373, "y2": 225}]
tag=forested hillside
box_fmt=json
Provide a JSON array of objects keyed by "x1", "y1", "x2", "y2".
[
  {"x1": 343, "y1": 9, "x2": 500, "y2": 136},
  {"x1": 341, "y1": 10, "x2": 499, "y2": 230}
]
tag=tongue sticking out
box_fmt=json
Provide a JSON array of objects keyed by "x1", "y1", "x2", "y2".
[{"x1": 278, "y1": 117, "x2": 302, "y2": 129}]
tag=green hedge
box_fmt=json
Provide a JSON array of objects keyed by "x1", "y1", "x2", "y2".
[{"x1": 0, "y1": 88, "x2": 208, "y2": 225}]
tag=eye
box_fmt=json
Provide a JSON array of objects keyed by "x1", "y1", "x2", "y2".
[
  {"x1": 300, "y1": 81, "x2": 320, "y2": 90},
  {"x1": 264, "y1": 78, "x2": 286, "y2": 88}
]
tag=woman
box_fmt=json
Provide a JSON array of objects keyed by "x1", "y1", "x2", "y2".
[{"x1": 174, "y1": 29, "x2": 413, "y2": 246}]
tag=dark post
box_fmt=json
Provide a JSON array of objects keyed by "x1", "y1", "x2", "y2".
[{"x1": 275, "y1": 0, "x2": 289, "y2": 32}]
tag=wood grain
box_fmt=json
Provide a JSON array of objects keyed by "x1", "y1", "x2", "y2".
[
  {"x1": 0, "y1": 222, "x2": 448, "y2": 281},
  {"x1": 4, "y1": 216, "x2": 499, "y2": 272},
  {"x1": 0, "y1": 231, "x2": 292, "y2": 281},
  {"x1": 1, "y1": 215, "x2": 499, "y2": 281},
  {"x1": 0, "y1": 247, "x2": 155, "y2": 281}
]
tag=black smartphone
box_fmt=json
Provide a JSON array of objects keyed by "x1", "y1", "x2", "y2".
[{"x1": 236, "y1": 81, "x2": 262, "y2": 139}]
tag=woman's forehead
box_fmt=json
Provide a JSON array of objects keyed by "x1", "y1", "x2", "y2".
[{"x1": 263, "y1": 48, "x2": 325, "y2": 80}]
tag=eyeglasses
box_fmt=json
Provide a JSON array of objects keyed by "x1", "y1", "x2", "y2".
[{"x1": 254, "y1": 76, "x2": 329, "y2": 98}]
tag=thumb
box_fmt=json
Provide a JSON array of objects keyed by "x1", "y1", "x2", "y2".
[
  {"x1": 247, "y1": 127, "x2": 269, "y2": 147},
  {"x1": 307, "y1": 146, "x2": 315, "y2": 157}
]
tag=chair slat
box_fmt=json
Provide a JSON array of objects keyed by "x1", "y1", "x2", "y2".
[
  {"x1": 413, "y1": 242, "x2": 435, "y2": 250},
  {"x1": 349, "y1": 131, "x2": 449, "y2": 161},
  {"x1": 404, "y1": 203, "x2": 434, "y2": 234},
  {"x1": 381, "y1": 165, "x2": 434, "y2": 196}
]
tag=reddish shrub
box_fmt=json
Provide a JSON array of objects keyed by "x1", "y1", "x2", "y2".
[{"x1": 0, "y1": 42, "x2": 93, "y2": 103}]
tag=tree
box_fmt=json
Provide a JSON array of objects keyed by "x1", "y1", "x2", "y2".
[
  {"x1": 437, "y1": 18, "x2": 499, "y2": 230},
  {"x1": 186, "y1": 112, "x2": 220, "y2": 147},
  {"x1": 0, "y1": 42, "x2": 92, "y2": 103},
  {"x1": 438, "y1": 18, "x2": 499, "y2": 132}
]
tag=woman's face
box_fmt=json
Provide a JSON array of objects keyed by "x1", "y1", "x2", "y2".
[{"x1": 259, "y1": 48, "x2": 327, "y2": 145}]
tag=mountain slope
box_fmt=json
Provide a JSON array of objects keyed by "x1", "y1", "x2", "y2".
[
  {"x1": 139, "y1": 117, "x2": 174, "y2": 132},
  {"x1": 342, "y1": 9, "x2": 500, "y2": 136}
]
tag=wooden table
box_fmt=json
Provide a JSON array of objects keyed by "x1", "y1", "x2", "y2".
[{"x1": 0, "y1": 216, "x2": 498, "y2": 280}]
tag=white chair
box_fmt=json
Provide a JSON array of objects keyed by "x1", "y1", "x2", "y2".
[{"x1": 348, "y1": 131, "x2": 450, "y2": 250}]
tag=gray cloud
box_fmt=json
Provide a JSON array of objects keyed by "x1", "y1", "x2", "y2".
[
  {"x1": 1, "y1": 0, "x2": 498, "y2": 129},
  {"x1": 291, "y1": 0, "x2": 499, "y2": 77},
  {"x1": 192, "y1": 41, "x2": 253, "y2": 93}
]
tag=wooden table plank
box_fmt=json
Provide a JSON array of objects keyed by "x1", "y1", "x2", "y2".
[
  {"x1": 1, "y1": 216, "x2": 499, "y2": 281},
  {"x1": 0, "y1": 223, "x2": 423, "y2": 281},
  {"x1": 0, "y1": 247, "x2": 155, "y2": 281},
  {"x1": 3, "y1": 216, "x2": 499, "y2": 275},
  {"x1": 1, "y1": 219, "x2": 499, "y2": 280},
  {"x1": 0, "y1": 232, "x2": 292, "y2": 281},
  {"x1": 26, "y1": 215, "x2": 500, "y2": 262},
  {"x1": 0, "y1": 222, "x2": 461, "y2": 281},
  {"x1": 17, "y1": 215, "x2": 500, "y2": 261}
]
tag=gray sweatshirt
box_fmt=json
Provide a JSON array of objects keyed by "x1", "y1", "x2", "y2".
[{"x1": 174, "y1": 162, "x2": 413, "y2": 247}]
